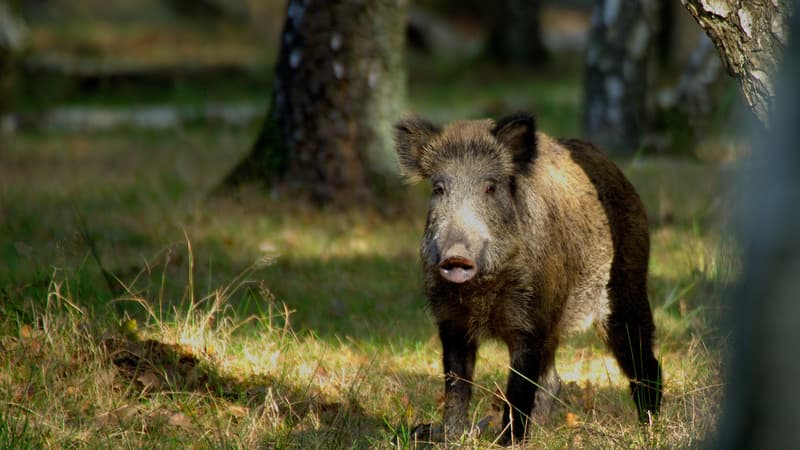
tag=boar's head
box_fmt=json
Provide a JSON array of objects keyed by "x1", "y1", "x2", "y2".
[{"x1": 394, "y1": 113, "x2": 537, "y2": 284}]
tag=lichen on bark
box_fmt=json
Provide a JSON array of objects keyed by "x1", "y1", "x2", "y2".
[
  {"x1": 223, "y1": 0, "x2": 407, "y2": 205},
  {"x1": 681, "y1": 0, "x2": 792, "y2": 125},
  {"x1": 583, "y1": 0, "x2": 661, "y2": 155}
]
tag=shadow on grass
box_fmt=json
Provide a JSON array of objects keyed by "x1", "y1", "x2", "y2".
[
  {"x1": 96, "y1": 233, "x2": 432, "y2": 344},
  {"x1": 114, "y1": 227, "x2": 723, "y2": 339},
  {"x1": 105, "y1": 334, "x2": 387, "y2": 447}
]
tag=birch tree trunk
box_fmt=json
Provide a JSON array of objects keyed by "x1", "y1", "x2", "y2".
[
  {"x1": 654, "y1": 33, "x2": 724, "y2": 151},
  {"x1": 582, "y1": 0, "x2": 661, "y2": 155},
  {"x1": 224, "y1": 0, "x2": 406, "y2": 205},
  {"x1": 714, "y1": 3, "x2": 800, "y2": 448},
  {"x1": 680, "y1": 0, "x2": 791, "y2": 125}
]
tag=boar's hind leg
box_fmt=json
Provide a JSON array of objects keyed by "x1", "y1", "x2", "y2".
[
  {"x1": 439, "y1": 321, "x2": 477, "y2": 439},
  {"x1": 604, "y1": 281, "x2": 663, "y2": 422}
]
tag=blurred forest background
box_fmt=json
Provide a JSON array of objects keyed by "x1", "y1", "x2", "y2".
[{"x1": 0, "y1": 0, "x2": 790, "y2": 448}]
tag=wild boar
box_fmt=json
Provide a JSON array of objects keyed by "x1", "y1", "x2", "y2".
[{"x1": 394, "y1": 113, "x2": 662, "y2": 444}]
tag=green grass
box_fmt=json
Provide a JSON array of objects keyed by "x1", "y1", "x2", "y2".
[
  {"x1": 408, "y1": 60, "x2": 583, "y2": 137},
  {"x1": 11, "y1": 0, "x2": 282, "y2": 113},
  {"x1": 0, "y1": 67, "x2": 736, "y2": 447},
  {"x1": 1, "y1": 127, "x2": 732, "y2": 448}
]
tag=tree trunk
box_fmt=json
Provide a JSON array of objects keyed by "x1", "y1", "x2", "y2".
[
  {"x1": 713, "y1": 4, "x2": 800, "y2": 448},
  {"x1": 670, "y1": 34, "x2": 724, "y2": 122},
  {"x1": 486, "y1": 0, "x2": 547, "y2": 66},
  {"x1": 162, "y1": 0, "x2": 246, "y2": 23},
  {"x1": 680, "y1": 0, "x2": 791, "y2": 126},
  {"x1": 582, "y1": 0, "x2": 661, "y2": 155},
  {"x1": 224, "y1": 0, "x2": 406, "y2": 205},
  {"x1": 0, "y1": 45, "x2": 9, "y2": 119},
  {"x1": 0, "y1": 1, "x2": 26, "y2": 119},
  {"x1": 653, "y1": 33, "x2": 724, "y2": 153}
]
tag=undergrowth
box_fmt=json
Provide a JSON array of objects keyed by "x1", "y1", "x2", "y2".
[
  {"x1": 0, "y1": 119, "x2": 733, "y2": 448},
  {"x1": 0, "y1": 223, "x2": 729, "y2": 448}
]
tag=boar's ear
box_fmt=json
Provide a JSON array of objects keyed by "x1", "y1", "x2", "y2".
[
  {"x1": 394, "y1": 116, "x2": 441, "y2": 180},
  {"x1": 492, "y1": 112, "x2": 537, "y2": 174}
]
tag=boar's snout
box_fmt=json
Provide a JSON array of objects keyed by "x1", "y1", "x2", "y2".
[
  {"x1": 438, "y1": 243, "x2": 477, "y2": 283},
  {"x1": 438, "y1": 256, "x2": 477, "y2": 283}
]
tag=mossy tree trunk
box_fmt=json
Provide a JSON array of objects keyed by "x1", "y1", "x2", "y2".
[
  {"x1": 582, "y1": 0, "x2": 661, "y2": 156},
  {"x1": 224, "y1": 0, "x2": 406, "y2": 205},
  {"x1": 680, "y1": 0, "x2": 791, "y2": 126}
]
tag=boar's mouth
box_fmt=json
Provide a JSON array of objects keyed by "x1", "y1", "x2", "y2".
[{"x1": 438, "y1": 256, "x2": 477, "y2": 283}]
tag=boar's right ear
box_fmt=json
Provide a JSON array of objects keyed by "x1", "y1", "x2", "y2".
[
  {"x1": 492, "y1": 112, "x2": 537, "y2": 174},
  {"x1": 394, "y1": 116, "x2": 441, "y2": 180}
]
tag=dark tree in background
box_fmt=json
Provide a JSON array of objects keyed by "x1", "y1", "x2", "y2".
[
  {"x1": 713, "y1": 2, "x2": 800, "y2": 448},
  {"x1": 486, "y1": 0, "x2": 547, "y2": 66},
  {"x1": 657, "y1": 33, "x2": 724, "y2": 145},
  {"x1": 0, "y1": 0, "x2": 26, "y2": 120},
  {"x1": 582, "y1": 0, "x2": 660, "y2": 155},
  {"x1": 584, "y1": 0, "x2": 789, "y2": 154},
  {"x1": 681, "y1": 0, "x2": 791, "y2": 126},
  {"x1": 225, "y1": 0, "x2": 406, "y2": 204},
  {"x1": 162, "y1": 0, "x2": 250, "y2": 24}
]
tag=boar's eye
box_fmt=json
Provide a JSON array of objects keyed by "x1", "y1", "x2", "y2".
[
  {"x1": 432, "y1": 182, "x2": 445, "y2": 196},
  {"x1": 484, "y1": 180, "x2": 497, "y2": 195}
]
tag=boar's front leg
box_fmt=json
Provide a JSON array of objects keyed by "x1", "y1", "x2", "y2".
[
  {"x1": 439, "y1": 320, "x2": 477, "y2": 439},
  {"x1": 501, "y1": 331, "x2": 555, "y2": 445},
  {"x1": 531, "y1": 363, "x2": 561, "y2": 424}
]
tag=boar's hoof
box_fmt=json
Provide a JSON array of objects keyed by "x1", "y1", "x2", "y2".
[
  {"x1": 438, "y1": 256, "x2": 477, "y2": 283},
  {"x1": 409, "y1": 420, "x2": 488, "y2": 444}
]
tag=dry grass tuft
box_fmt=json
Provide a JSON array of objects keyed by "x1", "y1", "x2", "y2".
[{"x1": 1, "y1": 129, "x2": 732, "y2": 448}]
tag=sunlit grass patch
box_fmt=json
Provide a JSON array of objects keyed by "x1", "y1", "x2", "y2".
[
  {"x1": 0, "y1": 227, "x2": 730, "y2": 448},
  {"x1": 0, "y1": 122, "x2": 735, "y2": 448},
  {"x1": 0, "y1": 258, "x2": 377, "y2": 447}
]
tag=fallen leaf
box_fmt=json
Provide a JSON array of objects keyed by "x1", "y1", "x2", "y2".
[
  {"x1": 227, "y1": 405, "x2": 249, "y2": 418},
  {"x1": 0, "y1": 336, "x2": 18, "y2": 352},
  {"x1": 565, "y1": 412, "x2": 579, "y2": 428},
  {"x1": 168, "y1": 412, "x2": 193, "y2": 430},
  {"x1": 138, "y1": 371, "x2": 163, "y2": 391},
  {"x1": 12, "y1": 383, "x2": 35, "y2": 402},
  {"x1": 97, "y1": 405, "x2": 140, "y2": 427},
  {"x1": 119, "y1": 405, "x2": 140, "y2": 421}
]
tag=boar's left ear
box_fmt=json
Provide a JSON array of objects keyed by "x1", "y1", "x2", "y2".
[
  {"x1": 492, "y1": 112, "x2": 537, "y2": 173},
  {"x1": 394, "y1": 116, "x2": 441, "y2": 180}
]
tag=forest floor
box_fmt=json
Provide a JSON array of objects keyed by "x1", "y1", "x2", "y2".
[
  {"x1": 1, "y1": 3, "x2": 743, "y2": 447},
  {"x1": 1, "y1": 109, "x2": 739, "y2": 448}
]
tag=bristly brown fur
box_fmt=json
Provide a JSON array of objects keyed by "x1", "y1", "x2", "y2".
[
  {"x1": 395, "y1": 113, "x2": 663, "y2": 445},
  {"x1": 395, "y1": 117, "x2": 535, "y2": 182}
]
